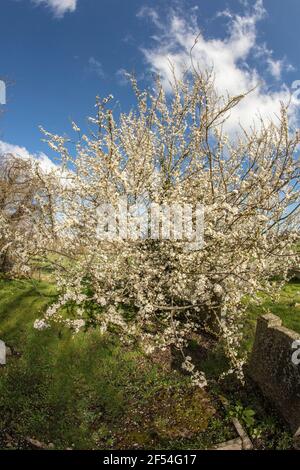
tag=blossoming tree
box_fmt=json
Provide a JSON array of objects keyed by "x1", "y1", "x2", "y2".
[{"x1": 24, "y1": 71, "x2": 299, "y2": 385}]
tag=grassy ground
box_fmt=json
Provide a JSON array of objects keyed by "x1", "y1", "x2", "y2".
[
  {"x1": 243, "y1": 281, "x2": 300, "y2": 353},
  {"x1": 0, "y1": 278, "x2": 299, "y2": 450},
  {"x1": 0, "y1": 278, "x2": 233, "y2": 450}
]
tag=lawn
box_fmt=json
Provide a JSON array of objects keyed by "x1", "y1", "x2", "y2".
[
  {"x1": 0, "y1": 278, "x2": 232, "y2": 450},
  {"x1": 0, "y1": 277, "x2": 299, "y2": 450}
]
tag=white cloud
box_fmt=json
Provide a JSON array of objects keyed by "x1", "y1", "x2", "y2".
[
  {"x1": 136, "y1": 5, "x2": 162, "y2": 29},
  {"x1": 116, "y1": 68, "x2": 130, "y2": 86},
  {"x1": 88, "y1": 57, "x2": 105, "y2": 78},
  {"x1": 254, "y1": 43, "x2": 294, "y2": 80},
  {"x1": 0, "y1": 140, "x2": 57, "y2": 174},
  {"x1": 138, "y1": 1, "x2": 299, "y2": 134},
  {"x1": 32, "y1": 0, "x2": 77, "y2": 18},
  {"x1": 267, "y1": 58, "x2": 283, "y2": 80}
]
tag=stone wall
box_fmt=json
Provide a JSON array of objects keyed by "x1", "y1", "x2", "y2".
[{"x1": 248, "y1": 313, "x2": 300, "y2": 438}]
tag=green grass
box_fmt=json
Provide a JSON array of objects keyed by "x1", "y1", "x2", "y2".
[
  {"x1": 0, "y1": 278, "x2": 299, "y2": 450},
  {"x1": 198, "y1": 280, "x2": 300, "y2": 380},
  {"x1": 0, "y1": 278, "x2": 230, "y2": 450},
  {"x1": 0, "y1": 279, "x2": 57, "y2": 346},
  {"x1": 243, "y1": 280, "x2": 300, "y2": 353}
]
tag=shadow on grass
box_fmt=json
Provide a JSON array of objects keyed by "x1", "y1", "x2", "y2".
[
  {"x1": 3, "y1": 278, "x2": 297, "y2": 449},
  {"x1": 0, "y1": 279, "x2": 57, "y2": 346},
  {"x1": 0, "y1": 279, "x2": 231, "y2": 450}
]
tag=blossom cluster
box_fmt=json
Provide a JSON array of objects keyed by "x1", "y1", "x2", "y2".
[{"x1": 3, "y1": 71, "x2": 299, "y2": 386}]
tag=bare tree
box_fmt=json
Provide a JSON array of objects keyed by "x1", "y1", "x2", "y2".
[{"x1": 0, "y1": 154, "x2": 46, "y2": 275}]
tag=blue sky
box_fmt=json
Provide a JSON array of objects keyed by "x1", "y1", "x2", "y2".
[{"x1": 1, "y1": 0, "x2": 300, "y2": 166}]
